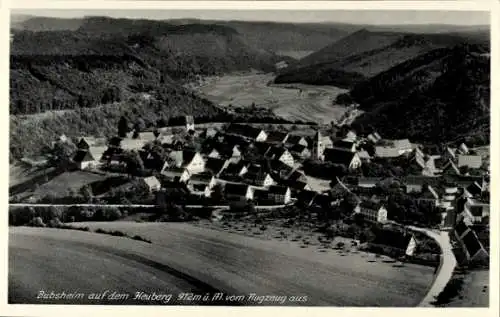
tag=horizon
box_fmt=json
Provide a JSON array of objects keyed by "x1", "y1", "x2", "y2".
[{"x1": 11, "y1": 9, "x2": 490, "y2": 26}]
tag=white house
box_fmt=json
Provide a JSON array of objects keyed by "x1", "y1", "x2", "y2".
[
  {"x1": 161, "y1": 167, "x2": 191, "y2": 183},
  {"x1": 265, "y1": 147, "x2": 294, "y2": 168},
  {"x1": 73, "y1": 150, "x2": 98, "y2": 170},
  {"x1": 354, "y1": 201, "x2": 388, "y2": 223},
  {"x1": 463, "y1": 198, "x2": 489, "y2": 225},
  {"x1": 185, "y1": 115, "x2": 195, "y2": 131},
  {"x1": 163, "y1": 150, "x2": 205, "y2": 174}
]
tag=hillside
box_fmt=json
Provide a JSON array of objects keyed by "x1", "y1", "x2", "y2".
[
  {"x1": 349, "y1": 44, "x2": 490, "y2": 144},
  {"x1": 10, "y1": 18, "x2": 284, "y2": 159},
  {"x1": 274, "y1": 30, "x2": 489, "y2": 87},
  {"x1": 11, "y1": 16, "x2": 83, "y2": 32}
]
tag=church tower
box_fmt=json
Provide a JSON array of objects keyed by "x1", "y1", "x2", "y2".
[{"x1": 312, "y1": 130, "x2": 325, "y2": 161}]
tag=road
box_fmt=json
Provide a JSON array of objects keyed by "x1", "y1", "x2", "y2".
[
  {"x1": 9, "y1": 225, "x2": 434, "y2": 306},
  {"x1": 9, "y1": 203, "x2": 287, "y2": 210},
  {"x1": 408, "y1": 226, "x2": 457, "y2": 307}
]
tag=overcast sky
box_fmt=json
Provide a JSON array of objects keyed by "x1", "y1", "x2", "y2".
[{"x1": 12, "y1": 9, "x2": 490, "y2": 26}]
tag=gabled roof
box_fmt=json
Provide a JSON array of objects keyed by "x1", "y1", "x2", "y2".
[
  {"x1": 323, "y1": 148, "x2": 357, "y2": 165},
  {"x1": 297, "y1": 190, "x2": 318, "y2": 205},
  {"x1": 224, "y1": 183, "x2": 251, "y2": 196},
  {"x1": 393, "y1": 139, "x2": 412, "y2": 151},
  {"x1": 205, "y1": 157, "x2": 228, "y2": 175},
  {"x1": 358, "y1": 150, "x2": 371, "y2": 159},
  {"x1": 265, "y1": 146, "x2": 289, "y2": 160},
  {"x1": 189, "y1": 172, "x2": 214, "y2": 184},
  {"x1": 253, "y1": 142, "x2": 273, "y2": 156},
  {"x1": 358, "y1": 200, "x2": 385, "y2": 211},
  {"x1": 161, "y1": 167, "x2": 190, "y2": 178},
  {"x1": 332, "y1": 139, "x2": 355, "y2": 150},
  {"x1": 290, "y1": 143, "x2": 308, "y2": 154},
  {"x1": 287, "y1": 170, "x2": 307, "y2": 183},
  {"x1": 266, "y1": 131, "x2": 288, "y2": 143},
  {"x1": 226, "y1": 124, "x2": 264, "y2": 139},
  {"x1": 286, "y1": 135, "x2": 307, "y2": 145},
  {"x1": 455, "y1": 220, "x2": 470, "y2": 237},
  {"x1": 167, "y1": 150, "x2": 198, "y2": 167},
  {"x1": 462, "y1": 230, "x2": 483, "y2": 257},
  {"x1": 457, "y1": 155, "x2": 482, "y2": 169},
  {"x1": 405, "y1": 175, "x2": 440, "y2": 186},
  {"x1": 458, "y1": 143, "x2": 469, "y2": 155},
  {"x1": 88, "y1": 146, "x2": 107, "y2": 162},
  {"x1": 466, "y1": 181, "x2": 483, "y2": 197},
  {"x1": 73, "y1": 150, "x2": 95, "y2": 163},
  {"x1": 222, "y1": 161, "x2": 248, "y2": 175},
  {"x1": 244, "y1": 171, "x2": 273, "y2": 186},
  {"x1": 358, "y1": 177, "x2": 383, "y2": 185}
]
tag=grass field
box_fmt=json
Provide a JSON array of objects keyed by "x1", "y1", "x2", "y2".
[
  {"x1": 188, "y1": 72, "x2": 349, "y2": 125},
  {"x1": 32, "y1": 171, "x2": 107, "y2": 198},
  {"x1": 56, "y1": 221, "x2": 435, "y2": 306},
  {"x1": 448, "y1": 269, "x2": 489, "y2": 307}
]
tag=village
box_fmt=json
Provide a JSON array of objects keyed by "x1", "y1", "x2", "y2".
[{"x1": 12, "y1": 113, "x2": 485, "y2": 269}]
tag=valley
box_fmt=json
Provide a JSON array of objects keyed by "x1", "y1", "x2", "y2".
[{"x1": 188, "y1": 72, "x2": 351, "y2": 125}]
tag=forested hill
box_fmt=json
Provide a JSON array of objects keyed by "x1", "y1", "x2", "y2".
[
  {"x1": 349, "y1": 44, "x2": 490, "y2": 145},
  {"x1": 273, "y1": 30, "x2": 489, "y2": 88}
]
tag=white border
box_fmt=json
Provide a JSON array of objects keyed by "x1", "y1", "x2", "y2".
[{"x1": 1, "y1": 1, "x2": 498, "y2": 317}]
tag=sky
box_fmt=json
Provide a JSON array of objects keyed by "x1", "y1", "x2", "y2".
[{"x1": 12, "y1": 9, "x2": 490, "y2": 26}]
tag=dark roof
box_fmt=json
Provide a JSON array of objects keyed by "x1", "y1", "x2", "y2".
[
  {"x1": 266, "y1": 146, "x2": 288, "y2": 160},
  {"x1": 222, "y1": 161, "x2": 248, "y2": 175},
  {"x1": 323, "y1": 148, "x2": 356, "y2": 165},
  {"x1": 466, "y1": 182, "x2": 483, "y2": 197},
  {"x1": 189, "y1": 172, "x2": 213, "y2": 184},
  {"x1": 290, "y1": 143, "x2": 308, "y2": 154},
  {"x1": 371, "y1": 230, "x2": 412, "y2": 250},
  {"x1": 205, "y1": 157, "x2": 227, "y2": 175},
  {"x1": 313, "y1": 194, "x2": 332, "y2": 207},
  {"x1": 462, "y1": 230, "x2": 482, "y2": 256},
  {"x1": 268, "y1": 185, "x2": 289, "y2": 195},
  {"x1": 226, "y1": 124, "x2": 263, "y2": 139},
  {"x1": 266, "y1": 131, "x2": 288, "y2": 143},
  {"x1": 224, "y1": 183, "x2": 250, "y2": 196},
  {"x1": 287, "y1": 170, "x2": 307, "y2": 183},
  {"x1": 244, "y1": 172, "x2": 272, "y2": 186},
  {"x1": 73, "y1": 150, "x2": 95, "y2": 163},
  {"x1": 253, "y1": 188, "x2": 269, "y2": 200},
  {"x1": 358, "y1": 177, "x2": 383, "y2": 184},
  {"x1": 297, "y1": 190, "x2": 317, "y2": 205},
  {"x1": 286, "y1": 135, "x2": 306, "y2": 145},
  {"x1": 455, "y1": 220, "x2": 470, "y2": 237},
  {"x1": 253, "y1": 142, "x2": 272, "y2": 156}
]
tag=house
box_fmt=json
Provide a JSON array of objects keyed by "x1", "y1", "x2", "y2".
[
  {"x1": 289, "y1": 143, "x2": 311, "y2": 159},
  {"x1": 367, "y1": 132, "x2": 382, "y2": 144},
  {"x1": 463, "y1": 198, "x2": 489, "y2": 225},
  {"x1": 185, "y1": 115, "x2": 195, "y2": 131},
  {"x1": 140, "y1": 176, "x2": 162, "y2": 192},
  {"x1": 126, "y1": 131, "x2": 157, "y2": 142},
  {"x1": 357, "y1": 150, "x2": 371, "y2": 162},
  {"x1": 157, "y1": 134, "x2": 174, "y2": 145},
  {"x1": 199, "y1": 127, "x2": 218, "y2": 139},
  {"x1": 162, "y1": 150, "x2": 205, "y2": 174},
  {"x1": 253, "y1": 188, "x2": 270, "y2": 204},
  {"x1": 333, "y1": 139, "x2": 356, "y2": 152},
  {"x1": 354, "y1": 201, "x2": 388, "y2": 223},
  {"x1": 374, "y1": 146, "x2": 401, "y2": 158},
  {"x1": 204, "y1": 157, "x2": 230, "y2": 177},
  {"x1": 454, "y1": 220, "x2": 489, "y2": 265},
  {"x1": 77, "y1": 137, "x2": 95, "y2": 150},
  {"x1": 266, "y1": 131, "x2": 289, "y2": 144},
  {"x1": 343, "y1": 130, "x2": 357, "y2": 142},
  {"x1": 285, "y1": 135, "x2": 308, "y2": 148},
  {"x1": 226, "y1": 124, "x2": 267, "y2": 142},
  {"x1": 457, "y1": 155, "x2": 482, "y2": 169},
  {"x1": 267, "y1": 185, "x2": 292, "y2": 204},
  {"x1": 108, "y1": 136, "x2": 123, "y2": 148},
  {"x1": 446, "y1": 147, "x2": 457, "y2": 161},
  {"x1": 88, "y1": 146, "x2": 107, "y2": 164},
  {"x1": 187, "y1": 173, "x2": 217, "y2": 197},
  {"x1": 224, "y1": 183, "x2": 254, "y2": 201},
  {"x1": 297, "y1": 190, "x2": 319, "y2": 208},
  {"x1": 244, "y1": 172, "x2": 274, "y2": 187},
  {"x1": 265, "y1": 147, "x2": 294, "y2": 167},
  {"x1": 73, "y1": 150, "x2": 98, "y2": 170},
  {"x1": 457, "y1": 143, "x2": 470, "y2": 155},
  {"x1": 219, "y1": 161, "x2": 249, "y2": 180},
  {"x1": 464, "y1": 181, "x2": 485, "y2": 198},
  {"x1": 323, "y1": 148, "x2": 362, "y2": 170},
  {"x1": 161, "y1": 167, "x2": 191, "y2": 183},
  {"x1": 393, "y1": 139, "x2": 413, "y2": 155},
  {"x1": 404, "y1": 175, "x2": 440, "y2": 193},
  {"x1": 275, "y1": 61, "x2": 288, "y2": 70}
]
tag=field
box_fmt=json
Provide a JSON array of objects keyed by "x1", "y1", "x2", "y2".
[
  {"x1": 10, "y1": 222, "x2": 435, "y2": 306},
  {"x1": 188, "y1": 72, "x2": 349, "y2": 125},
  {"x1": 31, "y1": 171, "x2": 107, "y2": 198},
  {"x1": 276, "y1": 50, "x2": 315, "y2": 59}
]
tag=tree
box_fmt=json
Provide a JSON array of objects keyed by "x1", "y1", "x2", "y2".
[
  {"x1": 118, "y1": 116, "x2": 129, "y2": 138},
  {"x1": 124, "y1": 151, "x2": 144, "y2": 176},
  {"x1": 49, "y1": 140, "x2": 77, "y2": 169}
]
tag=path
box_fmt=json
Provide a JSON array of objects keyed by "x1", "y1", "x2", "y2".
[
  {"x1": 9, "y1": 203, "x2": 287, "y2": 210},
  {"x1": 408, "y1": 226, "x2": 457, "y2": 307}
]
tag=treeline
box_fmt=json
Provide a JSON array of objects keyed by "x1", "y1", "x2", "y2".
[{"x1": 273, "y1": 63, "x2": 366, "y2": 89}]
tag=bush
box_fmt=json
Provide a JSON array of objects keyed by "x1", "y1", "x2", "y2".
[
  {"x1": 132, "y1": 235, "x2": 152, "y2": 243},
  {"x1": 29, "y1": 216, "x2": 46, "y2": 227}
]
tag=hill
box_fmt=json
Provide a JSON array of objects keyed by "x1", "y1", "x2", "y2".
[
  {"x1": 11, "y1": 16, "x2": 83, "y2": 32},
  {"x1": 349, "y1": 44, "x2": 490, "y2": 144},
  {"x1": 274, "y1": 30, "x2": 489, "y2": 87}
]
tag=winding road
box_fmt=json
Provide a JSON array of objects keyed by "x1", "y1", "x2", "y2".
[{"x1": 9, "y1": 224, "x2": 434, "y2": 306}]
